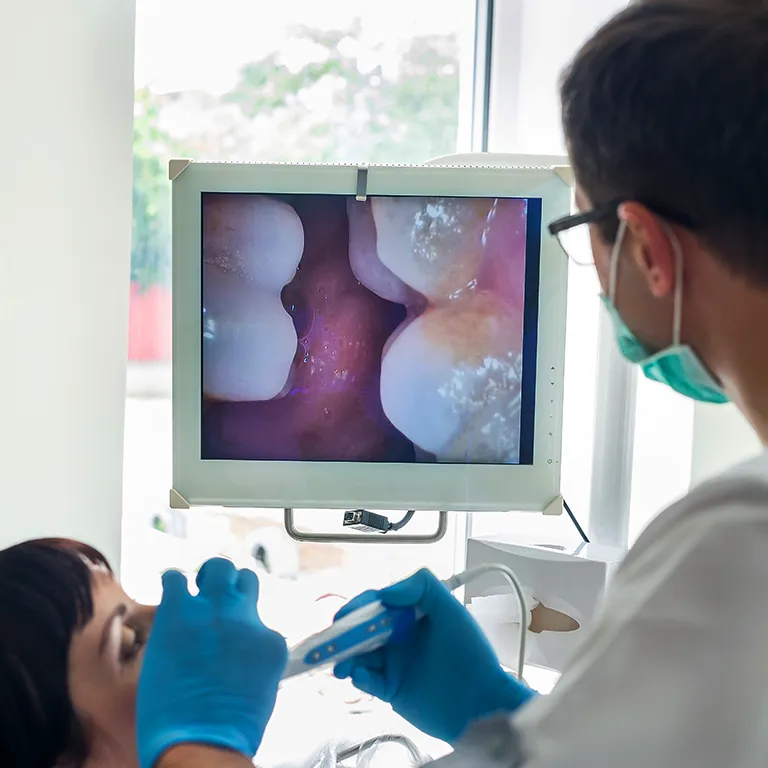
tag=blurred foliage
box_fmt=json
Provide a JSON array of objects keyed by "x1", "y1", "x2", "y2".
[
  {"x1": 223, "y1": 24, "x2": 461, "y2": 163},
  {"x1": 131, "y1": 24, "x2": 461, "y2": 288},
  {"x1": 131, "y1": 87, "x2": 180, "y2": 290}
]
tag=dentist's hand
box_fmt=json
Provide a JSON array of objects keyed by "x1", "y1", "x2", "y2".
[
  {"x1": 333, "y1": 569, "x2": 535, "y2": 744},
  {"x1": 137, "y1": 558, "x2": 287, "y2": 768}
]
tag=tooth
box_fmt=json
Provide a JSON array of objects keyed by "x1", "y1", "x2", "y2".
[
  {"x1": 370, "y1": 197, "x2": 495, "y2": 300},
  {"x1": 203, "y1": 193, "x2": 304, "y2": 288},
  {"x1": 203, "y1": 265, "x2": 298, "y2": 402},
  {"x1": 202, "y1": 194, "x2": 304, "y2": 402},
  {"x1": 379, "y1": 292, "x2": 524, "y2": 463},
  {"x1": 347, "y1": 199, "x2": 423, "y2": 307}
]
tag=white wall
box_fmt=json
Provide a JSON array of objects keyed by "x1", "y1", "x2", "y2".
[
  {"x1": 0, "y1": 1, "x2": 136, "y2": 570},
  {"x1": 690, "y1": 403, "x2": 762, "y2": 487},
  {"x1": 489, "y1": 0, "x2": 627, "y2": 157}
]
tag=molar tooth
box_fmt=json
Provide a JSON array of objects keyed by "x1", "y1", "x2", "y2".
[
  {"x1": 370, "y1": 196, "x2": 494, "y2": 300},
  {"x1": 203, "y1": 194, "x2": 304, "y2": 288},
  {"x1": 203, "y1": 265, "x2": 298, "y2": 402},
  {"x1": 347, "y1": 198, "x2": 422, "y2": 307},
  {"x1": 380, "y1": 292, "x2": 524, "y2": 463},
  {"x1": 202, "y1": 195, "x2": 304, "y2": 402}
]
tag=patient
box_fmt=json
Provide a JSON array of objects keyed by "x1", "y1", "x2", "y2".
[
  {"x1": 0, "y1": 538, "x2": 399, "y2": 768},
  {"x1": 0, "y1": 538, "x2": 156, "y2": 768}
]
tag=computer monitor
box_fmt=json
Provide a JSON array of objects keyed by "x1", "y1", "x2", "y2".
[{"x1": 171, "y1": 161, "x2": 570, "y2": 512}]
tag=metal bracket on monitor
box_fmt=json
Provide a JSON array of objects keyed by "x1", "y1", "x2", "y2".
[
  {"x1": 555, "y1": 165, "x2": 574, "y2": 187},
  {"x1": 169, "y1": 158, "x2": 192, "y2": 181},
  {"x1": 283, "y1": 509, "x2": 448, "y2": 544},
  {"x1": 542, "y1": 494, "x2": 563, "y2": 516},
  {"x1": 169, "y1": 488, "x2": 191, "y2": 509},
  {"x1": 355, "y1": 164, "x2": 369, "y2": 201}
]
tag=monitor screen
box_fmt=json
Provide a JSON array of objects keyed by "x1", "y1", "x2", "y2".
[{"x1": 201, "y1": 192, "x2": 542, "y2": 465}]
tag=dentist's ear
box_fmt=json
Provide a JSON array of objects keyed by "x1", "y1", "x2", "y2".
[{"x1": 618, "y1": 202, "x2": 676, "y2": 299}]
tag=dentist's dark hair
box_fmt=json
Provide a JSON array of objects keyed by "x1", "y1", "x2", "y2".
[
  {"x1": 635, "y1": 0, "x2": 768, "y2": 7},
  {"x1": 560, "y1": 2, "x2": 768, "y2": 282},
  {"x1": 0, "y1": 538, "x2": 111, "y2": 768}
]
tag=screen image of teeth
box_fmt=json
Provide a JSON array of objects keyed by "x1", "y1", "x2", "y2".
[{"x1": 201, "y1": 193, "x2": 535, "y2": 464}]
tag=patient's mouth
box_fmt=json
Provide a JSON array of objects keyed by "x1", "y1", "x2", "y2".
[
  {"x1": 350, "y1": 196, "x2": 529, "y2": 463},
  {"x1": 202, "y1": 194, "x2": 412, "y2": 462},
  {"x1": 201, "y1": 193, "x2": 529, "y2": 465}
]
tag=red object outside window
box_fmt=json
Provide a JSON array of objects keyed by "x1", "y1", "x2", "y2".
[{"x1": 128, "y1": 281, "x2": 171, "y2": 361}]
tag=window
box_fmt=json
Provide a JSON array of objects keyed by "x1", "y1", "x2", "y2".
[
  {"x1": 128, "y1": 0, "x2": 477, "y2": 376},
  {"x1": 124, "y1": 0, "x2": 476, "y2": 761}
]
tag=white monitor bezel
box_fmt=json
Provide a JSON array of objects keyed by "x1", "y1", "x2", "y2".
[{"x1": 171, "y1": 161, "x2": 570, "y2": 512}]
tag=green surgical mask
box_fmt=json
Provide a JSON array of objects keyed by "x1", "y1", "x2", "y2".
[{"x1": 601, "y1": 221, "x2": 728, "y2": 404}]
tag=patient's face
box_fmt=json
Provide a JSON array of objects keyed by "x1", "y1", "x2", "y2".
[{"x1": 68, "y1": 569, "x2": 156, "y2": 766}]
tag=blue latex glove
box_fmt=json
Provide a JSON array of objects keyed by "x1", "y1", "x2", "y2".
[
  {"x1": 333, "y1": 568, "x2": 535, "y2": 744},
  {"x1": 137, "y1": 558, "x2": 287, "y2": 768}
]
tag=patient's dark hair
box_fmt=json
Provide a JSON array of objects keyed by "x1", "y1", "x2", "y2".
[
  {"x1": 0, "y1": 538, "x2": 111, "y2": 768},
  {"x1": 560, "y1": 2, "x2": 768, "y2": 283}
]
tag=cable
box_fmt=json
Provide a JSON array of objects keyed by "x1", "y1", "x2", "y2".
[
  {"x1": 342, "y1": 509, "x2": 417, "y2": 534},
  {"x1": 563, "y1": 498, "x2": 589, "y2": 543},
  {"x1": 283, "y1": 561, "x2": 529, "y2": 685},
  {"x1": 442, "y1": 563, "x2": 528, "y2": 684},
  {"x1": 388, "y1": 510, "x2": 416, "y2": 531},
  {"x1": 336, "y1": 734, "x2": 423, "y2": 765}
]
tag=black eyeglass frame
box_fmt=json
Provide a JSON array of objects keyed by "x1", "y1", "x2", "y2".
[{"x1": 547, "y1": 198, "x2": 697, "y2": 239}]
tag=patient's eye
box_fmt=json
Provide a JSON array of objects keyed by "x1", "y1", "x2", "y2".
[{"x1": 119, "y1": 624, "x2": 144, "y2": 664}]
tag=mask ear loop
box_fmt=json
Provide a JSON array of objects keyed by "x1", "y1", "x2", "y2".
[
  {"x1": 663, "y1": 225, "x2": 684, "y2": 346},
  {"x1": 609, "y1": 220, "x2": 629, "y2": 303}
]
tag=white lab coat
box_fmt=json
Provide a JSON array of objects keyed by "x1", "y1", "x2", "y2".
[{"x1": 433, "y1": 450, "x2": 768, "y2": 768}]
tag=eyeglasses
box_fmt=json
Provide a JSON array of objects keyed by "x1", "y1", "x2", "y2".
[
  {"x1": 548, "y1": 199, "x2": 696, "y2": 267},
  {"x1": 548, "y1": 199, "x2": 623, "y2": 267}
]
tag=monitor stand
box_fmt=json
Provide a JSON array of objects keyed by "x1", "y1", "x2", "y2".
[{"x1": 282, "y1": 509, "x2": 449, "y2": 544}]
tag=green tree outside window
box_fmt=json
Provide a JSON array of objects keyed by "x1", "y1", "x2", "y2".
[{"x1": 131, "y1": 25, "x2": 461, "y2": 291}]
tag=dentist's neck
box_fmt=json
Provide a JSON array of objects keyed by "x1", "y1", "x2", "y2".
[{"x1": 708, "y1": 286, "x2": 768, "y2": 446}]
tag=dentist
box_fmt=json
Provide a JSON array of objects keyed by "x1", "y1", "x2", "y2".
[{"x1": 136, "y1": 3, "x2": 768, "y2": 767}]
